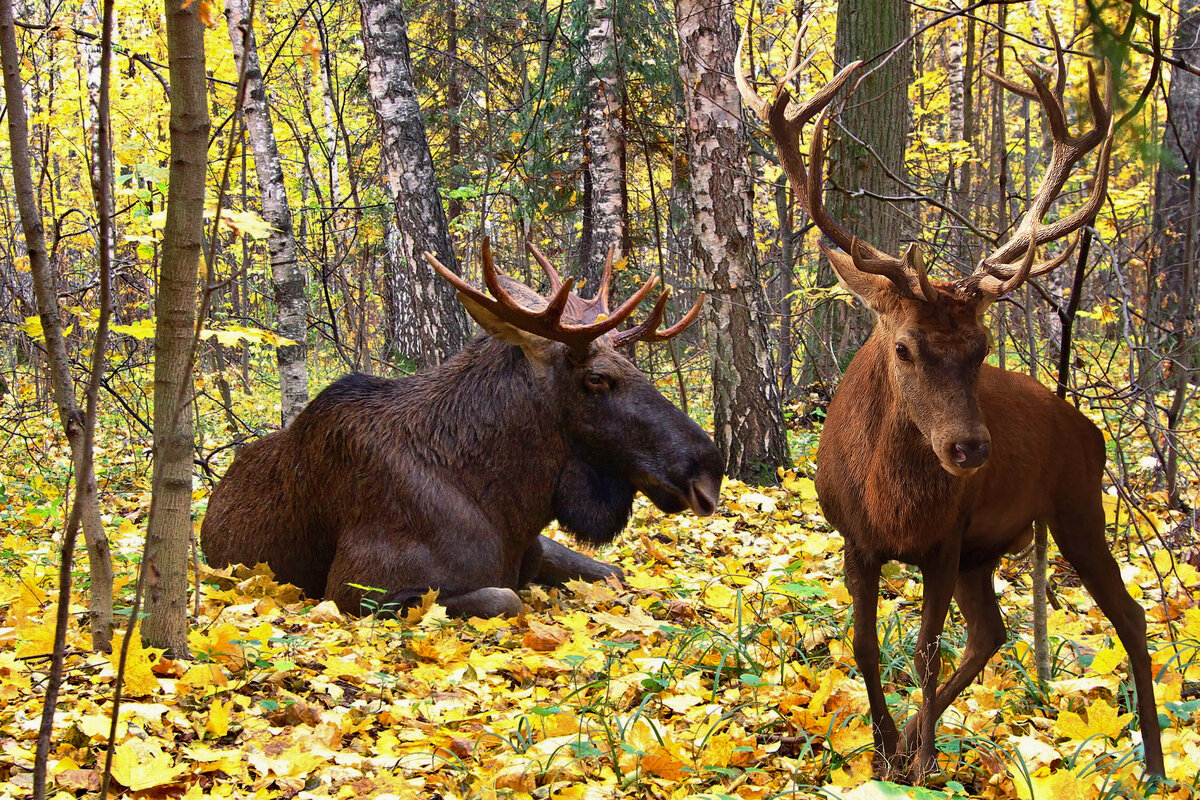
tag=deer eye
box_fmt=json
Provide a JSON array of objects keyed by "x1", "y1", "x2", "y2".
[
  {"x1": 584, "y1": 372, "x2": 611, "y2": 392},
  {"x1": 895, "y1": 343, "x2": 912, "y2": 362}
]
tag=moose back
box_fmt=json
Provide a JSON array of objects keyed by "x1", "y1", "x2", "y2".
[{"x1": 201, "y1": 241, "x2": 723, "y2": 617}]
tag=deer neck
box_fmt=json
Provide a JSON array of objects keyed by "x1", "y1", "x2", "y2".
[{"x1": 851, "y1": 334, "x2": 967, "y2": 552}]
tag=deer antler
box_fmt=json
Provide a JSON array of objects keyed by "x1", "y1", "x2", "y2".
[
  {"x1": 964, "y1": 21, "x2": 1114, "y2": 298},
  {"x1": 737, "y1": 21, "x2": 937, "y2": 303}
]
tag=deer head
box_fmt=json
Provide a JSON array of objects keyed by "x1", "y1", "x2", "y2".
[{"x1": 737, "y1": 23, "x2": 1113, "y2": 476}]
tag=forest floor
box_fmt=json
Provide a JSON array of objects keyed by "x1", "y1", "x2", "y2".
[{"x1": 0, "y1": 383, "x2": 1198, "y2": 799}]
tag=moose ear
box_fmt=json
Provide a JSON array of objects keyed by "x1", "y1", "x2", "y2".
[
  {"x1": 821, "y1": 244, "x2": 893, "y2": 314},
  {"x1": 457, "y1": 294, "x2": 558, "y2": 363}
]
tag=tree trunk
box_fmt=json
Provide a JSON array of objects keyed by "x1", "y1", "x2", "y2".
[
  {"x1": 359, "y1": 0, "x2": 469, "y2": 367},
  {"x1": 675, "y1": 0, "x2": 788, "y2": 483},
  {"x1": 225, "y1": 0, "x2": 309, "y2": 427},
  {"x1": 0, "y1": 0, "x2": 113, "y2": 653},
  {"x1": 141, "y1": 0, "x2": 209, "y2": 655},
  {"x1": 579, "y1": 0, "x2": 625, "y2": 286},
  {"x1": 1152, "y1": 0, "x2": 1200, "y2": 508},
  {"x1": 806, "y1": 0, "x2": 912, "y2": 386}
]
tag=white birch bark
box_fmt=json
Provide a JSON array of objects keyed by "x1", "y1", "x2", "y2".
[
  {"x1": 226, "y1": 0, "x2": 310, "y2": 427},
  {"x1": 359, "y1": 0, "x2": 469, "y2": 366},
  {"x1": 675, "y1": 0, "x2": 788, "y2": 482},
  {"x1": 580, "y1": 0, "x2": 625, "y2": 285}
]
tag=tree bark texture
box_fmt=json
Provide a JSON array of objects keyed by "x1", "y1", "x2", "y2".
[
  {"x1": 226, "y1": 0, "x2": 310, "y2": 427},
  {"x1": 805, "y1": 0, "x2": 913, "y2": 384},
  {"x1": 0, "y1": 0, "x2": 114, "y2": 652},
  {"x1": 675, "y1": 0, "x2": 788, "y2": 483},
  {"x1": 579, "y1": 0, "x2": 625, "y2": 286},
  {"x1": 827, "y1": 0, "x2": 912, "y2": 255},
  {"x1": 142, "y1": 0, "x2": 209, "y2": 655},
  {"x1": 1153, "y1": 0, "x2": 1200, "y2": 506},
  {"x1": 359, "y1": 0, "x2": 469, "y2": 367}
]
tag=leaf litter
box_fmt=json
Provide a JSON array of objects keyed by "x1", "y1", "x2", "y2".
[{"x1": 0, "y1": 424, "x2": 1198, "y2": 799}]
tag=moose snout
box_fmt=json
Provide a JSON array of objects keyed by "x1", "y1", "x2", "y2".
[
  {"x1": 951, "y1": 437, "x2": 990, "y2": 469},
  {"x1": 687, "y1": 474, "x2": 721, "y2": 517}
]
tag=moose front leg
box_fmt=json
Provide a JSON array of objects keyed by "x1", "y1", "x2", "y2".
[
  {"x1": 529, "y1": 535, "x2": 625, "y2": 586},
  {"x1": 844, "y1": 548, "x2": 901, "y2": 776}
]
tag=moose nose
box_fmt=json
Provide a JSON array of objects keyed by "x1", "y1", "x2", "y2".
[{"x1": 951, "y1": 439, "x2": 990, "y2": 469}]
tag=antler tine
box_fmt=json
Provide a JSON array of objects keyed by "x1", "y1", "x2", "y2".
[
  {"x1": 594, "y1": 243, "x2": 615, "y2": 311},
  {"x1": 610, "y1": 289, "x2": 706, "y2": 348},
  {"x1": 526, "y1": 240, "x2": 565, "y2": 293},
  {"x1": 735, "y1": 21, "x2": 771, "y2": 121},
  {"x1": 972, "y1": 44, "x2": 1114, "y2": 296},
  {"x1": 481, "y1": 238, "x2": 575, "y2": 328},
  {"x1": 425, "y1": 238, "x2": 662, "y2": 355}
]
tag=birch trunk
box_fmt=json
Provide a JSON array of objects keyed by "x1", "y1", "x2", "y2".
[
  {"x1": 359, "y1": 0, "x2": 468, "y2": 366},
  {"x1": 579, "y1": 0, "x2": 625, "y2": 285},
  {"x1": 675, "y1": 0, "x2": 788, "y2": 483},
  {"x1": 226, "y1": 0, "x2": 310, "y2": 427}
]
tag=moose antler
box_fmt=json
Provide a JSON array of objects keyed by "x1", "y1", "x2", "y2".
[
  {"x1": 525, "y1": 241, "x2": 705, "y2": 347},
  {"x1": 424, "y1": 239, "x2": 704, "y2": 356},
  {"x1": 736, "y1": 22, "x2": 937, "y2": 303},
  {"x1": 966, "y1": 22, "x2": 1114, "y2": 297}
]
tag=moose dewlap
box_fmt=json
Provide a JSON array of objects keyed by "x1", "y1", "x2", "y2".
[{"x1": 201, "y1": 240, "x2": 723, "y2": 619}]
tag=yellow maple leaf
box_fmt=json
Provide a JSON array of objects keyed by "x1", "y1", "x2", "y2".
[
  {"x1": 205, "y1": 698, "x2": 231, "y2": 738},
  {"x1": 1012, "y1": 764, "x2": 1097, "y2": 800},
  {"x1": 109, "y1": 628, "x2": 164, "y2": 697},
  {"x1": 177, "y1": 662, "x2": 228, "y2": 695},
  {"x1": 1056, "y1": 697, "x2": 1134, "y2": 742},
  {"x1": 1090, "y1": 644, "x2": 1125, "y2": 675},
  {"x1": 110, "y1": 739, "x2": 186, "y2": 791}
]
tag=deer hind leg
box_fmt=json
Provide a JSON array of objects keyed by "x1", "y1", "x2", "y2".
[
  {"x1": 1050, "y1": 509, "x2": 1165, "y2": 777},
  {"x1": 902, "y1": 560, "x2": 1006, "y2": 763},
  {"x1": 906, "y1": 544, "x2": 961, "y2": 779},
  {"x1": 844, "y1": 549, "x2": 901, "y2": 777}
]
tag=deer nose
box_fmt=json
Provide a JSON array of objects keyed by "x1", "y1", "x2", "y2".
[{"x1": 951, "y1": 439, "x2": 990, "y2": 469}]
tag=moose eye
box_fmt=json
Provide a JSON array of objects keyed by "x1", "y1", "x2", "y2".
[
  {"x1": 584, "y1": 373, "x2": 610, "y2": 392},
  {"x1": 895, "y1": 343, "x2": 911, "y2": 362}
]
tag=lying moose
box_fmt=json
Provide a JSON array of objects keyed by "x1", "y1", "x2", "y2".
[{"x1": 202, "y1": 240, "x2": 724, "y2": 617}]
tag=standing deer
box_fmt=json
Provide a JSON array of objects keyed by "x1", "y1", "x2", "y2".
[
  {"x1": 738, "y1": 28, "x2": 1164, "y2": 779},
  {"x1": 202, "y1": 240, "x2": 723, "y2": 617}
]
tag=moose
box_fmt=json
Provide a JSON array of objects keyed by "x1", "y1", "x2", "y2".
[
  {"x1": 202, "y1": 240, "x2": 724, "y2": 618},
  {"x1": 738, "y1": 28, "x2": 1164, "y2": 779}
]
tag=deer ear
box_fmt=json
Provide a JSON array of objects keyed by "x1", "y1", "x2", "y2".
[
  {"x1": 821, "y1": 244, "x2": 893, "y2": 313},
  {"x1": 457, "y1": 294, "x2": 558, "y2": 362}
]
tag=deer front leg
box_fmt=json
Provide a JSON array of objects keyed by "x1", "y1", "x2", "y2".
[
  {"x1": 907, "y1": 545, "x2": 961, "y2": 779},
  {"x1": 901, "y1": 560, "x2": 1006, "y2": 753},
  {"x1": 844, "y1": 548, "x2": 900, "y2": 777}
]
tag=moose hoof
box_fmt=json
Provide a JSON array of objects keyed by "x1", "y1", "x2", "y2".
[{"x1": 445, "y1": 587, "x2": 524, "y2": 618}]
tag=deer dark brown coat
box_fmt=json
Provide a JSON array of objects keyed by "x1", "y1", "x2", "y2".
[
  {"x1": 202, "y1": 242, "x2": 723, "y2": 618},
  {"x1": 739, "y1": 24, "x2": 1164, "y2": 781}
]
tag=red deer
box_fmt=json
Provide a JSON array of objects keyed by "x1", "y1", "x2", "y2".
[
  {"x1": 738, "y1": 28, "x2": 1164, "y2": 780},
  {"x1": 202, "y1": 240, "x2": 723, "y2": 618}
]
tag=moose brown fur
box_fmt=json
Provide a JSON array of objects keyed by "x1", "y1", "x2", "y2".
[
  {"x1": 202, "y1": 242, "x2": 723, "y2": 618},
  {"x1": 739, "y1": 25, "x2": 1164, "y2": 780}
]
